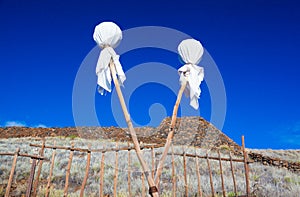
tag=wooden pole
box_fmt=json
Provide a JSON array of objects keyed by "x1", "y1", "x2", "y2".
[
  {"x1": 171, "y1": 145, "x2": 176, "y2": 197},
  {"x1": 195, "y1": 148, "x2": 202, "y2": 197},
  {"x1": 32, "y1": 139, "x2": 45, "y2": 197},
  {"x1": 206, "y1": 152, "x2": 215, "y2": 197},
  {"x1": 80, "y1": 144, "x2": 91, "y2": 197},
  {"x1": 26, "y1": 158, "x2": 37, "y2": 197},
  {"x1": 64, "y1": 142, "x2": 74, "y2": 197},
  {"x1": 99, "y1": 148, "x2": 105, "y2": 197},
  {"x1": 5, "y1": 148, "x2": 20, "y2": 197},
  {"x1": 183, "y1": 150, "x2": 188, "y2": 197},
  {"x1": 218, "y1": 151, "x2": 226, "y2": 197},
  {"x1": 229, "y1": 152, "x2": 237, "y2": 197},
  {"x1": 113, "y1": 143, "x2": 119, "y2": 197},
  {"x1": 128, "y1": 148, "x2": 132, "y2": 197},
  {"x1": 45, "y1": 142, "x2": 56, "y2": 197},
  {"x1": 155, "y1": 80, "x2": 187, "y2": 186},
  {"x1": 109, "y1": 60, "x2": 158, "y2": 197},
  {"x1": 242, "y1": 136, "x2": 250, "y2": 196}
]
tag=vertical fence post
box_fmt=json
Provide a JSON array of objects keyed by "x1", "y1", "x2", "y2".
[
  {"x1": 26, "y1": 158, "x2": 37, "y2": 197},
  {"x1": 127, "y1": 144, "x2": 132, "y2": 197},
  {"x1": 206, "y1": 151, "x2": 215, "y2": 197},
  {"x1": 171, "y1": 145, "x2": 176, "y2": 197},
  {"x1": 242, "y1": 136, "x2": 250, "y2": 196},
  {"x1": 142, "y1": 172, "x2": 146, "y2": 197},
  {"x1": 113, "y1": 143, "x2": 119, "y2": 197},
  {"x1": 64, "y1": 142, "x2": 74, "y2": 197},
  {"x1": 80, "y1": 144, "x2": 91, "y2": 197},
  {"x1": 195, "y1": 147, "x2": 202, "y2": 197},
  {"x1": 45, "y1": 142, "x2": 56, "y2": 197},
  {"x1": 229, "y1": 151, "x2": 237, "y2": 197},
  {"x1": 99, "y1": 147, "x2": 105, "y2": 197},
  {"x1": 218, "y1": 151, "x2": 226, "y2": 197},
  {"x1": 5, "y1": 148, "x2": 20, "y2": 197},
  {"x1": 141, "y1": 146, "x2": 146, "y2": 197},
  {"x1": 183, "y1": 149, "x2": 188, "y2": 197},
  {"x1": 151, "y1": 146, "x2": 155, "y2": 179},
  {"x1": 32, "y1": 139, "x2": 45, "y2": 197}
]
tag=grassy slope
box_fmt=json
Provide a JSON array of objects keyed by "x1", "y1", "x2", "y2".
[{"x1": 0, "y1": 137, "x2": 299, "y2": 197}]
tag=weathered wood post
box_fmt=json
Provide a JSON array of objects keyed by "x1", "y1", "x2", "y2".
[
  {"x1": 63, "y1": 142, "x2": 74, "y2": 197},
  {"x1": 32, "y1": 139, "x2": 45, "y2": 197},
  {"x1": 218, "y1": 151, "x2": 226, "y2": 197},
  {"x1": 242, "y1": 136, "x2": 251, "y2": 196},
  {"x1": 26, "y1": 158, "x2": 37, "y2": 197},
  {"x1": 80, "y1": 144, "x2": 91, "y2": 197},
  {"x1": 195, "y1": 147, "x2": 202, "y2": 197},
  {"x1": 206, "y1": 151, "x2": 215, "y2": 197},
  {"x1": 113, "y1": 143, "x2": 119, "y2": 197},
  {"x1": 128, "y1": 145, "x2": 132, "y2": 197},
  {"x1": 99, "y1": 147, "x2": 106, "y2": 197},
  {"x1": 183, "y1": 149, "x2": 188, "y2": 197},
  {"x1": 171, "y1": 145, "x2": 176, "y2": 197},
  {"x1": 5, "y1": 148, "x2": 20, "y2": 197},
  {"x1": 229, "y1": 151, "x2": 238, "y2": 197},
  {"x1": 151, "y1": 146, "x2": 155, "y2": 179},
  {"x1": 45, "y1": 142, "x2": 56, "y2": 197}
]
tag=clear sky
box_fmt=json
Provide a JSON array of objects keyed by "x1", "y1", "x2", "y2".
[{"x1": 0, "y1": 0, "x2": 299, "y2": 149}]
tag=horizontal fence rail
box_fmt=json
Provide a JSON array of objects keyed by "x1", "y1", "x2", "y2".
[{"x1": 155, "y1": 152, "x2": 254, "y2": 163}]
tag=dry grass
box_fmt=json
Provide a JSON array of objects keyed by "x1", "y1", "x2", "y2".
[{"x1": 0, "y1": 137, "x2": 299, "y2": 196}]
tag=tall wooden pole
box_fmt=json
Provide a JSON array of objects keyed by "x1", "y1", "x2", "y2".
[
  {"x1": 109, "y1": 60, "x2": 159, "y2": 197},
  {"x1": 155, "y1": 79, "x2": 187, "y2": 185}
]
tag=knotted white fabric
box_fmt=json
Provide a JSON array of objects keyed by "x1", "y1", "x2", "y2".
[
  {"x1": 93, "y1": 22, "x2": 126, "y2": 95},
  {"x1": 178, "y1": 39, "x2": 204, "y2": 109}
]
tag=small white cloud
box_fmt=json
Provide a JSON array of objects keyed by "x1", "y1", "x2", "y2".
[
  {"x1": 34, "y1": 124, "x2": 47, "y2": 128},
  {"x1": 5, "y1": 121, "x2": 27, "y2": 127}
]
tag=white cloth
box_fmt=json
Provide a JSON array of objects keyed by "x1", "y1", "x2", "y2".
[
  {"x1": 178, "y1": 39, "x2": 204, "y2": 109},
  {"x1": 93, "y1": 22, "x2": 126, "y2": 95}
]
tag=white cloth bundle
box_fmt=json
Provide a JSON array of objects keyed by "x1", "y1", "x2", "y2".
[
  {"x1": 178, "y1": 39, "x2": 204, "y2": 109},
  {"x1": 93, "y1": 22, "x2": 126, "y2": 95}
]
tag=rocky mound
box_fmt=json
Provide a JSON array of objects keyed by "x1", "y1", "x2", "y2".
[
  {"x1": 2, "y1": 117, "x2": 300, "y2": 172},
  {"x1": 0, "y1": 116, "x2": 241, "y2": 151}
]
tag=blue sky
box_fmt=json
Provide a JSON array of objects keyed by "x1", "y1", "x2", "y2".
[{"x1": 0, "y1": 0, "x2": 299, "y2": 149}]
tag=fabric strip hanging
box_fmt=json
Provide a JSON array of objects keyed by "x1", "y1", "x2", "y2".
[
  {"x1": 178, "y1": 39, "x2": 204, "y2": 109},
  {"x1": 93, "y1": 22, "x2": 126, "y2": 95}
]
